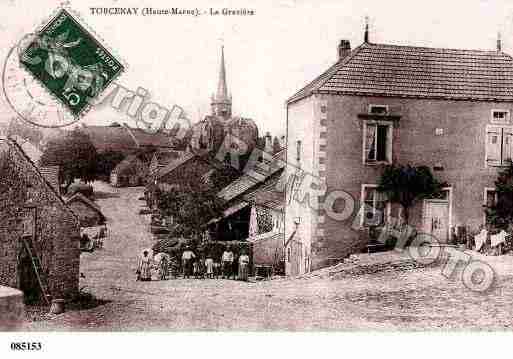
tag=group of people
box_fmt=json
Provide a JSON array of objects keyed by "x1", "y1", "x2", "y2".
[
  {"x1": 136, "y1": 246, "x2": 250, "y2": 282},
  {"x1": 181, "y1": 246, "x2": 250, "y2": 281}
]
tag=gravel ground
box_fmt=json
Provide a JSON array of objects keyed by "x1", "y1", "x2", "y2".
[{"x1": 23, "y1": 182, "x2": 513, "y2": 331}]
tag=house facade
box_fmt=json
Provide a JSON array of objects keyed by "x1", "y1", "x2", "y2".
[
  {"x1": 285, "y1": 36, "x2": 513, "y2": 273},
  {"x1": 111, "y1": 155, "x2": 148, "y2": 187},
  {"x1": 0, "y1": 137, "x2": 81, "y2": 301}
]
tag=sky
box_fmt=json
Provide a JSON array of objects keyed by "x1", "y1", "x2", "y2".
[{"x1": 2, "y1": 0, "x2": 513, "y2": 138}]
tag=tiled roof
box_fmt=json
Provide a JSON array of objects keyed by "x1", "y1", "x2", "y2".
[
  {"x1": 156, "y1": 152, "x2": 196, "y2": 180},
  {"x1": 65, "y1": 193, "x2": 105, "y2": 219},
  {"x1": 287, "y1": 42, "x2": 513, "y2": 103},
  {"x1": 80, "y1": 125, "x2": 174, "y2": 153},
  {"x1": 39, "y1": 166, "x2": 60, "y2": 194},
  {"x1": 10, "y1": 136, "x2": 42, "y2": 163},
  {"x1": 154, "y1": 150, "x2": 183, "y2": 166},
  {"x1": 218, "y1": 149, "x2": 286, "y2": 202}
]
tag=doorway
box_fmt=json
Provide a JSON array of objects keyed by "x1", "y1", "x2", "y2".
[{"x1": 423, "y1": 200, "x2": 450, "y2": 243}]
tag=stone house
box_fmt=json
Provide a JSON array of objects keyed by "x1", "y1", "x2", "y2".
[
  {"x1": 110, "y1": 155, "x2": 149, "y2": 187},
  {"x1": 65, "y1": 193, "x2": 106, "y2": 228},
  {"x1": 285, "y1": 31, "x2": 513, "y2": 273},
  {"x1": 0, "y1": 137, "x2": 81, "y2": 302}
]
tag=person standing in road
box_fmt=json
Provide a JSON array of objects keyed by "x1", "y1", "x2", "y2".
[
  {"x1": 221, "y1": 247, "x2": 234, "y2": 279},
  {"x1": 205, "y1": 255, "x2": 214, "y2": 279},
  {"x1": 137, "y1": 250, "x2": 153, "y2": 281},
  {"x1": 182, "y1": 246, "x2": 196, "y2": 278},
  {"x1": 238, "y1": 250, "x2": 250, "y2": 281}
]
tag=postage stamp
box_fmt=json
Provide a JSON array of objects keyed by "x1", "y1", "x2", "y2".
[{"x1": 18, "y1": 8, "x2": 124, "y2": 118}]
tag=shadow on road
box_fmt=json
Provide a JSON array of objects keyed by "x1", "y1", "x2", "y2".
[{"x1": 94, "y1": 191, "x2": 120, "y2": 200}]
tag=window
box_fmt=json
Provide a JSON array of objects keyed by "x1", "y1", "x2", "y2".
[
  {"x1": 364, "y1": 121, "x2": 392, "y2": 163},
  {"x1": 296, "y1": 140, "x2": 302, "y2": 162},
  {"x1": 486, "y1": 125, "x2": 513, "y2": 166},
  {"x1": 361, "y1": 185, "x2": 388, "y2": 227},
  {"x1": 369, "y1": 104, "x2": 388, "y2": 115},
  {"x1": 484, "y1": 187, "x2": 498, "y2": 225},
  {"x1": 484, "y1": 188, "x2": 498, "y2": 208},
  {"x1": 491, "y1": 110, "x2": 510, "y2": 124}
]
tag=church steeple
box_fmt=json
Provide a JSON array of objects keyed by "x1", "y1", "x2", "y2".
[{"x1": 211, "y1": 46, "x2": 232, "y2": 119}]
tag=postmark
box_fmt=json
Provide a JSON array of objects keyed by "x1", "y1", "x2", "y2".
[{"x1": 15, "y1": 7, "x2": 124, "y2": 122}]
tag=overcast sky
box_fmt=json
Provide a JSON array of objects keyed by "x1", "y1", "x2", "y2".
[{"x1": 2, "y1": 0, "x2": 513, "y2": 137}]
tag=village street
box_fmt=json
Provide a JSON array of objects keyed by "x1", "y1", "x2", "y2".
[{"x1": 24, "y1": 182, "x2": 513, "y2": 331}]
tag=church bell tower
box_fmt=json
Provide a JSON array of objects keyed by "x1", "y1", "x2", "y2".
[{"x1": 211, "y1": 46, "x2": 232, "y2": 119}]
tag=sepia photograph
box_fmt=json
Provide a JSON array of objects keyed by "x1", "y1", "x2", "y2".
[{"x1": 1, "y1": 0, "x2": 513, "y2": 357}]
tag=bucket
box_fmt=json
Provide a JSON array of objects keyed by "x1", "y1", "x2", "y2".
[{"x1": 49, "y1": 299, "x2": 65, "y2": 314}]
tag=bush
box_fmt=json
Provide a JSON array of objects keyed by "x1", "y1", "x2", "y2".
[{"x1": 68, "y1": 182, "x2": 94, "y2": 197}]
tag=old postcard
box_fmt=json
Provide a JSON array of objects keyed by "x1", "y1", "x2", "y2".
[{"x1": 1, "y1": 0, "x2": 513, "y2": 356}]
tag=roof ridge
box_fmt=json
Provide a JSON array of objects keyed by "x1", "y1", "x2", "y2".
[
  {"x1": 2, "y1": 138, "x2": 80, "y2": 224},
  {"x1": 314, "y1": 43, "x2": 368, "y2": 92},
  {"x1": 367, "y1": 42, "x2": 505, "y2": 54},
  {"x1": 286, "y1": 43, "x2": 368, "y2": 104}
]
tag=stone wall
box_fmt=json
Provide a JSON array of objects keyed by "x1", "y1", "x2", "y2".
[
  {"x1": 0, "y1": 140, "x2": 80, "y2": 300},
  {"x1": 320, "y1": 95, "x2": 513, "y2": 268},
  {"x1": 287, "y1": 94, "x2": 513, "y2": 271}
]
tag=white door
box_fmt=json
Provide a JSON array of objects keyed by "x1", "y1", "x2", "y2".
[{"x1": 423, "y1": 201, "x2": 449, "y2": 243}]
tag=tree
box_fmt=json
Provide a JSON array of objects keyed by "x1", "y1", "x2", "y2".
[
  {"x1": 377, "y1": 164, "x2": 445, "y2": 224},
  {"x1": 156, "y1": 181, "x2": 224, "y2": 240},
  {"x1": 95, "y1": 150, "x2": 125, "y2": 179},
  {"x1": 40, "y1": 129, "x2": 98, "y2": 192},
  {"x1": 485, "y1": 161, "x2": 513, "y2": 229}
]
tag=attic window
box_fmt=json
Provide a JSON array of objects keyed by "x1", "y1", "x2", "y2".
[
  {"x1": 491, "y1": 110, "x2": 510, "y2": 124},
  {"x1": 368, "y1": 105, "x2": 388, "y2": 115}
]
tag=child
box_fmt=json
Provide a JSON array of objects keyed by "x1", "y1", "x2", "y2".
[
  {"x1": 193, "y1": 260, "x2": 200, "y2": 279},
  {"x1": 214, "y1": 261, "x2": 221, "y2": 279},
  {"x1": 205, "y1": 256, "x2": 214, "y2": 279}
]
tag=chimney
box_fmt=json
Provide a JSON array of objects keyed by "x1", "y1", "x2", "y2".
[
  {"x1": 338, "y1": 40, "x2": 351, "y2": 60},
  {"x1": 497, "y1": 32, "x2": 502, "y2": 52},
  {"x1": 264, "y1": 131, "x2": 272, "y2": 154},
  {"x1": 364, "y1": 16, "x2": 369, "y2": 43}
]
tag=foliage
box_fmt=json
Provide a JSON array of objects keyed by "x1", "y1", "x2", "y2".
[
  {"x1": 377, "y1": 164, "x2": 446, "y2": 224},
  {"x1": 95, "y1": 150, "x2": 125, "y2": 179},
  {"x1": 156, "y1": 180, "x2": 224, "y2": 239},
  {"x1": 40, "y1": 129, "x2": 98, "y2": 192},
  {"x1": 485, "y1": 161, "x2": 513, "y2": 229}
]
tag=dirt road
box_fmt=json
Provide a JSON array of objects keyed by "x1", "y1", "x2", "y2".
[{"x1": 25, "y1": 182, "x2": 513, "y2": 331}]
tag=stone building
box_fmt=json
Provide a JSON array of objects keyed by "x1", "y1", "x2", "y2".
[
  {"x1": 110, "y1": 154, "x2": 148, "y2": 187},
  {"x1": 156, "y1": 46, "x2": 258, "y2": 188},
  {"x1": 0, "y1": 137, "x2": 80, "y2": 302},
  {"x1": 285, "y1": 27, "x2": 513, "y2": 273}
]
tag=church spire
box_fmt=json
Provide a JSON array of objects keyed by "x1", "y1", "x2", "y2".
[{"x1": 211, "y1": 45, "x2": 232, "y2": 119}]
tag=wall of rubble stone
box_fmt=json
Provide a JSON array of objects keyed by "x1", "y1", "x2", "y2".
[{"x1": 0, "y1": 139, "x2": 80, "y2": 300}]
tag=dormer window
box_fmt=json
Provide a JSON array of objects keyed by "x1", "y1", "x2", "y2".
[{"x1": 368, "y1": 104, "x2": 388, "y2": 115}]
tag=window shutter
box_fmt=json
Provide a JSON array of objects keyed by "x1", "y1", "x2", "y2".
[
  {"x1": 365, "y1": 124, "x2": 376, "y2": 161},
  {"x1": 486, "y1": 127, "x2": 502, "y2": 166},
  {"x1": 503, "y1": 128, "x2": 513, "y2": 164}
]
